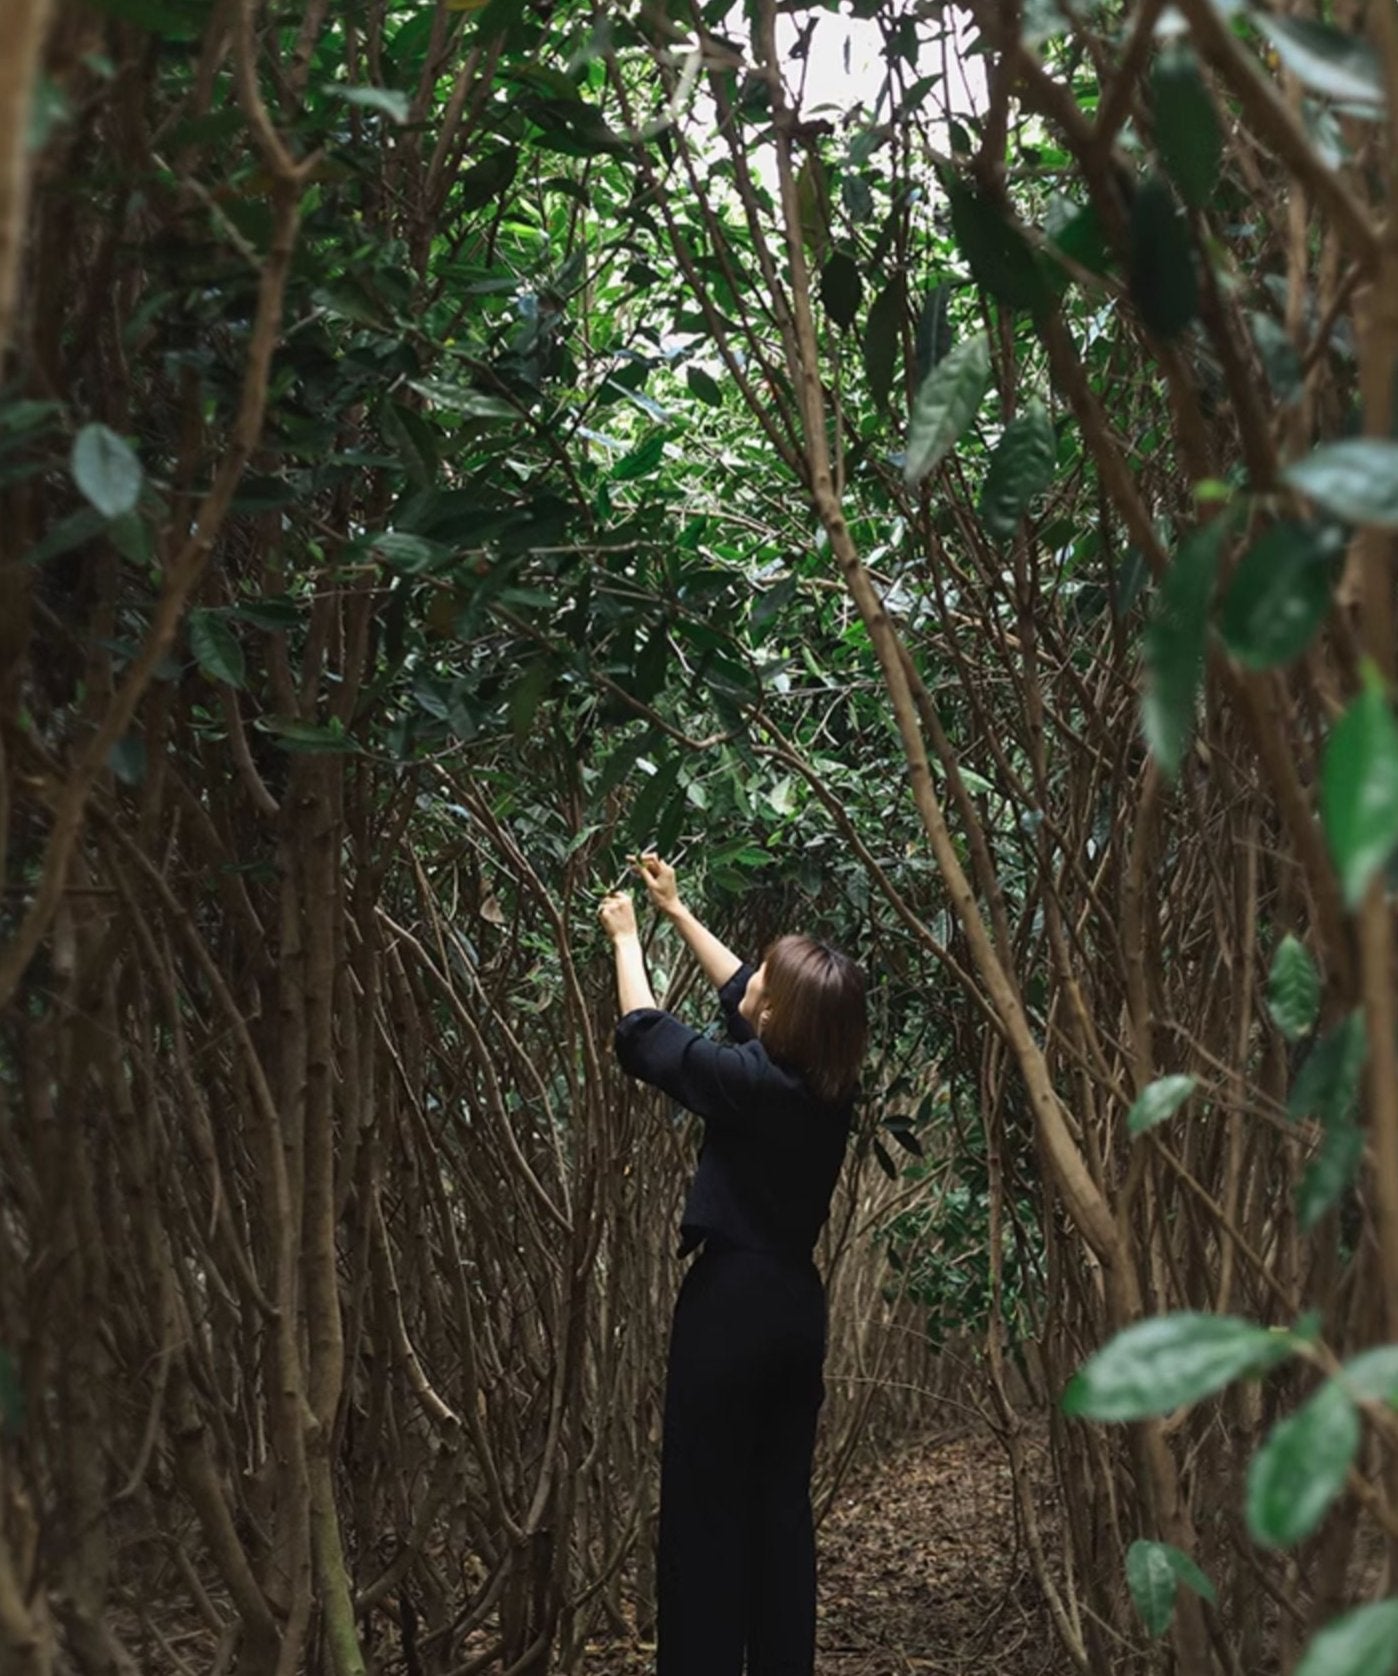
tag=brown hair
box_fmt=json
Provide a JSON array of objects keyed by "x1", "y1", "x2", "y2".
[{"x1": 757, "y1": 934, "x2": 867, "y2": 1105}]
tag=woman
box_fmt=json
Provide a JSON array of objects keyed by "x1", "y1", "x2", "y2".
[{"x1": 599, "y1": 855, "x2": 867, "y2": 1676}]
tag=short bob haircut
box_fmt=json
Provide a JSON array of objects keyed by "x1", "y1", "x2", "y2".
[{"x1": 757, "y1": 934, "x2": 867, "y2": 1105}]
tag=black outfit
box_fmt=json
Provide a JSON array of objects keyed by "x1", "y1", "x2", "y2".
[{"x1": 615, "y1": 966, "x2": 852, "y2": 1676}]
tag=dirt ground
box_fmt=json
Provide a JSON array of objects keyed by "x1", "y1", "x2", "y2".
[{"x1": 579, "y1": 1426, "x2": 1074, "y2": 1676}]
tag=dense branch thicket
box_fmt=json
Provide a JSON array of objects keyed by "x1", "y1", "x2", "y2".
[{"x1": 2, "y1": 1, "x2": 1398, "y2": 1673}]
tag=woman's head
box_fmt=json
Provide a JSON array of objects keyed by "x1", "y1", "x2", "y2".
[{"x1": 739, "y1": 934, "x2": 867, "y2": 1105}]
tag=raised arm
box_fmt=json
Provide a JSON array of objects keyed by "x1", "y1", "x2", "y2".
[
  {"x1": 600, "y1": 892, "x2": 656, "y2": 1014},
  {"x1": 636, "y1": 854, "x2": 742, "y2": 988}
]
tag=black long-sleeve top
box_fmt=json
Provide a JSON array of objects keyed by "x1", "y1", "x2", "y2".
[{"x1": 614, "y1": 964, "x2": 852, "y2": 1259}]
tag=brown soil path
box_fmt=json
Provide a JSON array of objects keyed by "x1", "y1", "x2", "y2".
[{"x1": 580, "y1": 1427, "x2": 1072, "y2": 1675}]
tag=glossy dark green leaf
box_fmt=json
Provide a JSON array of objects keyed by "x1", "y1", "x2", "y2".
[
  {"x1": 819, "y1": 251, "x2": 863, "y2": 331},
  {"x1": 1046, "y1": 199, "x2": 1112, "y2": 279},
  {"x1": 1285, "y1": 440, "x2": 1398, "y2": 530},
  {"x1": 863, "y1": 276, "x2": 904, "y2": 410},
  {"x1": 1288, "y1": 1010, "x2": 1367, "y2": 1126},
  {"x1": 1294, "y1": 1600, "x2": 1398, "y2": 1676},
  {"x1": 1126, "y1": 1541, "x2": 1177, "y2": 1637},
  {"x1": 1125, "y1": 1541, "x2": 1215, "y2": 1635},
  {"x1": 260, "y1": 718, "x2": 361, "y2": 754},
  {"x1": 381, "y1": 401, "x2": 438, "y2": 489},
  {"x1": 107, "y1": 734, "x2": 147, "y2": 787},
  {"x1": 371, "y1": 532, "x2": 452, "y2": 574},
  {"x1": 687, "y1": 366, "x2": 723, "y2": 407},
  {"x1": 797, "y1": 154, "x2": 830, "y2": 256},
  {"x1": 1063, "y1": 1313, "x2": 1295, "y2": 1421},
  {"x1": 628, "y1": 756, "x2": 683, "y2": 847},
  {"x1": 611, "y1": 432, "x2": 667, "y2": 482},
  {"x1": 1267, "y1": 934, "x2": 1320, "y2": 1041},
  {"x1": 1247, "y1": 1378, "x2": 1359, "y2": 1547},
  {"x1": 1321, "y1": 678, "x2": 1398, "y2": 906},
  {"x1": 980, "y1": 399, "x2": 1056, "y2": 539},
  {"x1": 1254, "y1": 15, "x2": 1384, "y2": 109},
  {"x1": 1339, "y1": 1346, "x2": 1398, "y2": 1404},
  {"x1": 1128, "y1": 176, "x2": 1198, "y2": 341},
  {"x1": 1298, "y1": 1119, "x2": 1364, "y2": 1231},
  {"x1": 1127, "y1": 1074, "x2": 1197, "y2": 1137},
  {"x1": 71, "y1": 423, "x2": 142, "y2": 518},
  {"x1": 457, "y1": 148, "x2": 518, "y2": 212},
  {"x1": 914, "y1": 284, "x2": 954, "y2": 381},
  {"x1": 903, "y1": 331, "x2": 991, "y2": 489},
  {"x1": 1220, "y1": 519, "x2": 1341, "y2": 670},
  {"x1": 1151, "y1": 46, "x2": 1220, "y2": 208},
  {"x1": 188, "y1": 609, "x2": 246, "y2": 688},
  {"x1": 24, "y1": 507, "x2": 106, "y2": 565},
  {"x1": 1249, "y1": 312, "x2": 1302, "y2": 406},
  {"x1": 330, "y1": 85, "x2": 411, "y2": 123},
  {"x1": 232, "y1": 599, "x2": 300, "y2": 633},
  {"x1": 947, "y1": 178, "x2": 1050, "y2": 314},
  {"x1": 1143, "y1": 515, "x2": 1231, "y2": 780}
]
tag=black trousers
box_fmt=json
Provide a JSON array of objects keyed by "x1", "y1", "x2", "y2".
[{"x1": 657, "y1": 1243, "x2": 826, "y2": 1676}]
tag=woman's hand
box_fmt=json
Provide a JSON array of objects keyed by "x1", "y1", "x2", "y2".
[
  {"x1": 635, "y1": 852, "x2": 680, "y2": 914},
  {"x1": 599, "y1": 891, "x2": 638, "y2": 942}
]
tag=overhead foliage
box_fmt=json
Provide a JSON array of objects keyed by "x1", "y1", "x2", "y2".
[{"x1": 2, "y1": 0, "x2": 1398, "y2": 1673}]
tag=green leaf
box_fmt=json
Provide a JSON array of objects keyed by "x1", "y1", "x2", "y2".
[
  {"x1": 863, "y1": 276, "x2": 904, "y2": 411},
  {"x1": 1151, "y1": 45, "x2": 1220, "y2": 208},
  {"x1": 687, "y1": 366, "x2": 723, "y2": 407},
  {"x1": 1220, "y1": 519, "x2": 1341, "y2": 670},
  {"x1": 797, "y1": 154, "x2": 830, "y2": 257},
  {"x1": 71, "y1": 423, "x2": 142, "y2": 518},
  {"x1": 0, "y1": 1346, "x2": 23, "y2": 1439},
  {"x1": 612, "y1": 432, "x2": 667, "y2": 483},
  {"x1": 508, "y1": 661, "x2": 551, "y2": 741},
  {"x1": 1288, "y1": 1010, "x2": 1367, "y2": 1126},
  {"x1": 819, "y1": 251, "x2": 863, "y2": 331},
  {"x1": 1285, "y1": 440, "x2": 1398, "y2": 530},
  {"x1": 329, "y1": 84, "x2": 411, "y2": 123},
  {"x1": 1126, "y1": 1541, "x2": 1177, "y2": 1637},
  {"x1": 107, "y1": 734, "x2": 147, "y2": 787},
  {"x1": 381, "y1": 400, "x2": 439, "y2": 489},
  {"x1": 457, "y1": 148, "x2": 518, "y2": 211},
  {"x1": 1338, "y1": 1345, "x2": 1398, "y2": 1404},
  {"x1": 1125, "y1": 1540, "x2": 1217, "y2": 1637},
  {"x1": 1142, "y1": 515, "x2": 1231, "y2": 780},
  {"x1": 24, "y1": 506, "x2": 107, "y2": 565},
  {"x1": 407, "y1": 380, "x2": 518, "y2": 420},
  {"x1": 1247, "y1": 1378, "x2": 1360, "y2": 1547},
  {"x1": 1062, "y1": 1313, "x2": 1296, "y2": 1421},
  {"x1": 1298, "y1": 1119, "x2": 1364, "y2": 1232},
  {"x1": 370, "y1": 532, "x2": 452, "y2": 573},
  {"x1": 913, "y1": 284, "x2": 954, "y2": 380},
  {"x1": 903, "y1": 331, "x2": 991, "y2": 489},
  {"x1": 946, "y1": 178, "x2": 1050, "y2": 314},
  {"x1": 188, "y1": 609, "x2": 246, "y2": 688},
  {"x1": 1267, "y1": 934, "x2": 1320, "y2": 1041},
  {"x1": 629, "y1": 756, "x2": 683, "y2": 847},
  {"x1": 1128, "y1": 176, "x2": 1197, "y2": 341},
  {"x1": 232, "y1": 599, "x2": 300, "y2": 632},
  {"x1": 1294, "y1": 1600, "x2": 1398, "y2": 1676},
  {"x1": 1250, "y1": 312, "x2": 1302, "y2": 405},
  {"x1": 980, "y1": 399, "x2": 1056, "y2": 539},
  {"x1": 1127, "y1": 1074, "x2": 1197, "y2": 1137},
  {"x1": 1321, "y1": 677, "x2": 1398, "y2": 907},
  {"x1": 260, "y1": 718, "x2": 361, "y2": 754},
  {"x1": 1253, "y1": 15, "x2": 1384, "y2": 109},
  {"x1": 1160, "y1": 1544, "x2": 1217, "y2": 1606}
]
